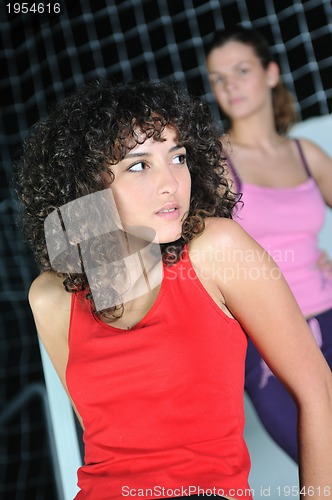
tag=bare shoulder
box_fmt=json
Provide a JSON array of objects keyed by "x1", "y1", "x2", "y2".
[
  {"x1": 29, "y1": 271, "x2": 69, "y2": 309},
  {"x1": 191, "y1": 217, "x2": 255, "y2": 252},
  {"x1": 297, "y1": 136, "x2": 328, "y2": 152},
  {"x1": 297, "y1": 137, "x2": 331, "y2": 165},
  {"x1": 188, "y1": 217, "x2": 266, "y2": 274},
  {"x1": 297, "y1": 137, "x2": 332, "y2": 206},
  {"x1": 29, "y1": 271, "x2": 72, "y2": 342}
]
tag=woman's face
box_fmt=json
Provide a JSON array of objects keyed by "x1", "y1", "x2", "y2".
[
  {"x1": 206, "y1": 41, "x2": 278, "y2": 120},
  {"x1": 108, "y1": 126, "x2": 191, "y2": 244}
]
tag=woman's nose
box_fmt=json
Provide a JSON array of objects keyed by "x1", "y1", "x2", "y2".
[
  {"x1": 157, "y1": 165, "x2": 179, "y2": 195},
  {"x1": 224, "y1": 75, "x2": 237, "y2": 91}
]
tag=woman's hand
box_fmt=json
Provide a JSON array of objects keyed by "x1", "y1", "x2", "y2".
[{"x1": 316, "y1": 249, "x2": 332, "y2": 276}]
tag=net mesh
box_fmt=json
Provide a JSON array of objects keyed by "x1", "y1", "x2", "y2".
[{"x1": 1, "y1": 0, "x2": 331, "y2": 497}]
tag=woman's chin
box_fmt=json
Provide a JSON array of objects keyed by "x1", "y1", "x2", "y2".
[{"x1": 158, "y1": 232, "x2": 183, "y2": 245}]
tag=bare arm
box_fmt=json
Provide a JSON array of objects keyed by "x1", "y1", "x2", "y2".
[
  {"x1": 29, "y1": 271, "x2": 83, "y2": 428},
  {"x1": 196, "y1": 219, "x2": 332, "y2": 498},
  {"x1": 300, "y1": 138, "x2": 332, "y2": 208}
]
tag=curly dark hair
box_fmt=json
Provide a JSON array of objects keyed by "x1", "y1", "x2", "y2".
[
  {"x1": 14, "y1": 78, "x2": 238, "y2": 315},
  {"x1": 205, "y1": 26, "x2": 297, "y2": 135}
]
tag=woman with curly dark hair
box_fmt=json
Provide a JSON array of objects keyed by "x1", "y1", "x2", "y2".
[
  {"x1": 205, "y1": 26, "x2": 332, "y2": 464},
  {"x1": 15, "y1": 79, "x2": 332, "y2": 499}
]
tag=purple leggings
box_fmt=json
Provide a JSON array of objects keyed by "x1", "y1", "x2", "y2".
[{"x1": 245, "y1": 307, "x2": 332, "y2": 462}]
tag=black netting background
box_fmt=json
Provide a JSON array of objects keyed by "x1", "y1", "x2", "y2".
[{"x1": 1, "y1": 0, "x2": 331, "y2": 498}]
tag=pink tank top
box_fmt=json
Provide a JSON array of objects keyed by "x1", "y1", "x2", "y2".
[
  {"x1": 66, "y1": 247, "x2": 252, "y2": 499},
  {"x1": 229, "y1": 139, "x2": 332, "y2": 317}
]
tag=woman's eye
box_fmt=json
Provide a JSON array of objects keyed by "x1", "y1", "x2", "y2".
[
  {"x1": 128, "y1": 161, "x2": 146, "y2": 172},
  {"x1": 173, "y1": 154, "x2": 187, "y2": 165},
  {"x1": 210, "y1": 75, "x2": 224, "y2": 86},
  {"x1": 238, "y1": 67, "x2": 249, "y2": 75}
]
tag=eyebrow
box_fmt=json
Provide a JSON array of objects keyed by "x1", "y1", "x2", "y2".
[
  {"x1": 209, "y1": 60, "x2": 252, "y2": 74},
  {"x1": 124, "y1": 144, "x2": 184, "y2": 159}
]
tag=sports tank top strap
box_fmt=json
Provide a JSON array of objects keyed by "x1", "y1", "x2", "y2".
[
  {"x1": 293, "y1": 138, "x2": 312, "y2": 177},
  {"x1": 228, "y1": 140, "x2": 311, "y2": 192},
  {"x1": 226, "y1": 157, "x2": 242, "y2": 193}
]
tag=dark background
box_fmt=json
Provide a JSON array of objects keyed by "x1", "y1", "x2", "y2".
[{"x1": 1, "y1": 1, "x2": 331, "y2": 498}]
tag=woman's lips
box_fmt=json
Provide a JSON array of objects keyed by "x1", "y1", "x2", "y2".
[{"x1": 155, "y1": 206, "x2": 180, "y2": 219}]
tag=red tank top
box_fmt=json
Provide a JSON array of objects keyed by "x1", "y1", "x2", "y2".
[{"x1": 66, "y1": 246, "x2": 252, "y2": 499}]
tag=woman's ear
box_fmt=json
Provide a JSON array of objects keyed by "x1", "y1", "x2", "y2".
[
  {"x1": 100, "y1": 168, "x2": 114, "y2": 187},
  {"x1": 266, "y1": 61, "x2": 280, "y2": 88}
]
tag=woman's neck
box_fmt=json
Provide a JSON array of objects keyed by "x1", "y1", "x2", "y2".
[
  {"x1": 228, "y1": 109, "x2": 281, "y2": 149},
  {"x1": 229, "y1": 128, "x2": 283, "y2": 153}
]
